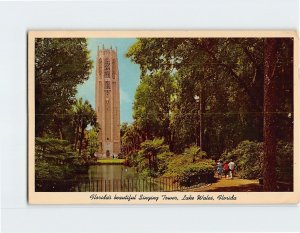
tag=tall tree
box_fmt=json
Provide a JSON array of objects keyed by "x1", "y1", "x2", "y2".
[
  {"x1": 138, "y1": 138, "x2": 169, "y2": 177},
  {"x1": 127, "y1": 37, "x2": 293, "y2": 161},
  {"x1": 35, "y1": 38, "x2": 93, "y2": 138},
  {"x1": 121, "y1": 123, "x2": 142, "y2": 155},
  {"x1": 263, "y1": 38, "x2": 280, "y2": 191},
  {"x1": 127, "y1": 38, "x2": 263, "y2": 155},
  {"x1": 133, "y1": 71, "x2": 176, "y2": 146},
  {"x1": 72, "y1": 98, "x2": 97, "y2": 156},
  {"x1": 86, "y1": 128, "x2": 99, "y2": 157}
]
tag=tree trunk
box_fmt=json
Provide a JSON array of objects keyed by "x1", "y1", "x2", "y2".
[
  {"x1": 54, "y1": 115, "x2": 63, "y2": 139},
  {"x1": 74, "y1": 121, "x2": 80, "y2": 151},
  {"x1": 148, "y1": 155, "x2": 152, "y2": 174},
  {"x1": 200, "y1": 86, "x2": 206, "y2": 151},
  {"x1": 78, "y1": 122, "x2": 85, "y2": 156},
  {"x1": 58, "y1": 127, "x2": 63, "y2": 140},
  {"x1": 263, "y1": 38, "x2": 279, "y2": 191}
]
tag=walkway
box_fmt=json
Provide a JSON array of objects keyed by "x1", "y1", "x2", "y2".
[{"x1": 188, "y1": 178, "x2": 261, "y2": 192}]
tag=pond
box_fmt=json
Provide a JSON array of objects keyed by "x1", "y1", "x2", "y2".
[
  {"x1": 75, "y1": 164, "x2": 163, "y2": 192},
  {"x1": 36, "y1": 164, "x2": 181, "y2": 192},
  {"x1": 84, "y1": 164, "x2": 139, "y2": 181}
]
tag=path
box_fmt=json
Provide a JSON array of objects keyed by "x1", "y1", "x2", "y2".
[{"x1": 188, "y1": 177, "x2": 261, "y2": 192}]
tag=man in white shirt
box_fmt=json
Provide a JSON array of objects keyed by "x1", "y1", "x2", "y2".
[{"x1": 228, "y1": 160, "x2": 235, "y2": 179}]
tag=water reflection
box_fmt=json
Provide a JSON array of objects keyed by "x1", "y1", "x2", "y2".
[
  {"x1": 37, "y1": 164, "x2": 183, "y2": 192},
  {"x1": 75, "y1": 164, "x2": 163, "y2": 192},
  {"x1": 85, "y1": 165, "x2": 138, "y2": 181}
]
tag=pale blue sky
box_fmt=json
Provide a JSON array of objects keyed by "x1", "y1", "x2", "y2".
[{"x1": 76, "y1": 38, "x2": 140, "y2": 123}]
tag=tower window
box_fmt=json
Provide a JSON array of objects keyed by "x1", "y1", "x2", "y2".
[
  {"x1": 104, "y1": 81, "x2": 111, "y2": 90},
  {"x1": 104, "y1": 58, "x2": 110, "y2": 79},
  {"x1": 112, "y1": 59, "x2": 116, "y2": 79},
  {"x1": 98, "y1": 59, "x2": 102, "y2": 77}
]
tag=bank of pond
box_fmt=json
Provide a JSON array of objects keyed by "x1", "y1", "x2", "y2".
[{"x1": 35, "y1": 164, "x2": 210, "y2": 192}]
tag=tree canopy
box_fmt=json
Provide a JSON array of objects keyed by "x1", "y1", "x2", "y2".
[
  {"x1": 126, "y1": 38, "x2": 293, "y2": 158},
  {"x1": 35, "y1": 38, "x2": 97, "y2": 184},
  {"x1": 35, "y1": 38, "x2": 93, "y2": 138},
  {"x1": 125, "y1": 37, "x2": 293, "y2": 189}
]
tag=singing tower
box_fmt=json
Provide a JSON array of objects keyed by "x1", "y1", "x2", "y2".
[{"x1": 95, "y1": 46, "x2": 121, "y2": 158}]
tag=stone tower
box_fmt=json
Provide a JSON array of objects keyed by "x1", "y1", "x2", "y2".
[{"x1": 95, "y1": 46, "x2": 121, "y2": 158}]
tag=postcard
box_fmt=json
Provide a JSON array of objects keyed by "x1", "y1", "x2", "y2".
[{"x1": 28, "y1": 31, "x2": 299, "y2": 204}]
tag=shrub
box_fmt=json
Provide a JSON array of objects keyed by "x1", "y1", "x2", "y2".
[
  {"x1": 126, "y1": 151, "x2": 139, "y2": 167},
  {"x1": 164, "y1": 154, "x2": 215, "y2": 186},
  {"x1": 165, "y1": 154, "x2": 190, "y2": 175},
  {"x1": 221, "y1": 140, "x2": 263, "y2": 179},
  {"x1": 177, "y1": 162, "x2": 215, "y2": 187},
  {"x1": 35, "y1": 137, "x2": 70, "y2": 155},
  {"x1": 157, "y1": 151, "x2": 173, "y2": 175},
  {"x1": 222, "y1": 140, "x2": 293, "y2": 181},
  {"x1": 136, "y1": 138, "x2": 172, "y2": 177},
  {"x1": 35, "y1": 137, "x2": 88, "y2": 181}
]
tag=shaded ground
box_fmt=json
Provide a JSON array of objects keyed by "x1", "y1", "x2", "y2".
[{"x1": 188, "y1": 177, "x2": 262, "y2": 192}]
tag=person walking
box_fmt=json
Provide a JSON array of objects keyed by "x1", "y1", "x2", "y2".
[
  {"x1": 228, "y1": 159, "x2": 235, "y2": 179},
  {"x1": 223, "y1": 161, "x2": 230, "y2": 179},
  {"x1": 216, "y1": 160, "x2": 223, "y2": 179}
]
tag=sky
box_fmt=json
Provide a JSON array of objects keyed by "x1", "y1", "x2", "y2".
[{"x1": 76, "y1": 38, "x2": 140, "y2": 123}]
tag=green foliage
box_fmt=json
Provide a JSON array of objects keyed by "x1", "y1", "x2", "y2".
[
  {"x1": 139, "y1": 138, "x2": 169, "y2": 157},
  {"x1": 177, "y1": 163, "x2": 215, "y2": 187},
  {"x1": 165, "y1": 154, "x2": 191, "y2": 175},
  {"x1": 35, "y1": 137, "x2": 70, "y2": 155},
  {"x1": 222, "y1": 140, "x2": 293, "y2": 181},
  {"x1": 86, "y1": 128, "x2": 99, "y2": 157},
  {"x1": 121, "y1": 123, "x2": 142, "y2": 156},
  {"x1": 35, "y1": 38, "x2": 93, "y2": 139},
  {"x1": 184, "y1": 145, "x2": 207, "y2": 162},
  {"x1": 137, "y1": 138, "x2": 172, "y2": 177},
  {"x1": 36, "y1": 161, "x2": 67, "y2": 180},
  {"x1": 128, "y1": 36, "x2": 293, "y2": 191},
  {"x1": 221, "y1": 140, "x2": 263, "y2": 179},
  {"x1": 156, "y1": 151, "x2": 173, "y2": 175},
  {"x1": 133, "y1": 71, "x2": 176, "y2": 145},
  {"x1": 125, "y1": 151, "x2": 139, "y2": 167},
  {"x1": 34, "y1": 38, "x2": 96, "y2": 181},
  {"x1": 35, "y1": 99, "x2": 97, "y2": 184},
  {"x1": 126, "y1": 38, "x2": 293, "y2": 158},
  {"x1": 71, "y1": 98, "x2": 97, "y2": 156},
  {"x1": 163, "y1": 151, "x2": 215, "y2": 186},
  {"x1": 165, "y1": 151, "x2": 213, "y2": 172},
  {"x1": 35, "y1": 137, "x2": 87, "y2": 181}
]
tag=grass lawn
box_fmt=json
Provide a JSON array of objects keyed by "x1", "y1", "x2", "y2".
[{"x1": 97, "y1": 159, "x2": 125, "y2": 164}]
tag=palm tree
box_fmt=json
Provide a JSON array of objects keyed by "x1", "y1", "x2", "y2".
[
  {"x1": 72, "y1": 98, "x2": 97, "y2": 156},
  {"x1": 138, "y1": 138, "x2": 169, "y2": 176},
  {"x1": 184, "y1": 145, "x2": 206, "y2": 163}
]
